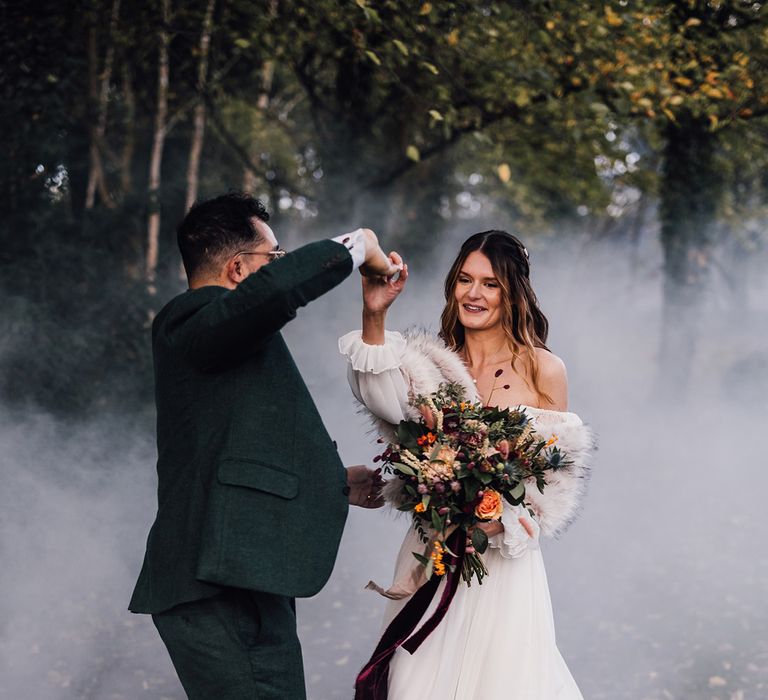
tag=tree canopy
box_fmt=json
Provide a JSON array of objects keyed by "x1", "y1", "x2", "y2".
[{"x1": 2, "y1": 0, "x2": 767, "y2": 411}]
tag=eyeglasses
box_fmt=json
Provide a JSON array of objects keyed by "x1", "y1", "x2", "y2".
[{"x1": 235, "y1": 247, "x2": 286, "y2": 263}]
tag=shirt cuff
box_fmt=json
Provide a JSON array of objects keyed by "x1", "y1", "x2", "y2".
[
  {"x1": 487, "y1": 505, "x2": 540, "y2": 559},
  {"x1": 338, "y1": 330, "x2": 406, "y2": 372},
  {"x1": 332, "y1": 229, "x2": 366, "y2": 270}
]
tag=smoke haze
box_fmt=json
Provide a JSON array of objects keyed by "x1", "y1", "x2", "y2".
[{"x1": 2, "y1": 221, "x2": 766, "y2": 699}]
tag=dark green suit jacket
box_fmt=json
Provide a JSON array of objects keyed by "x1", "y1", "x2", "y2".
[{"x1": 129, "y1": 240, "x2": 353, "y2": 615}]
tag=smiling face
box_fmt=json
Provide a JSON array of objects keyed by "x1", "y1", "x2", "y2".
[
  {"x1": 454, "y1": 251, "x2": 503, "y2": 332},
  {"x1": 440, "y1": 230, "x2": 549, "y2": 353}
]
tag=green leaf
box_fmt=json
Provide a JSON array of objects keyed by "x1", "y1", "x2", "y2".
[
  {"x1": 504, "y1": 480, "x2": 526, "y2": 505},
  {"x1": 429, "y1": 109, "x2": 444, "y2": 121},
  {"x1": 464, "y1": 479, "x2": 480, "y2": 501},
  {"x1": 513, "y1": 88, "x2": 530, "y2": 108},
  {"x1": 365, "y1": 50, "x2": 382, "y2": 66},
  {"x1": 412, "y1": 552, "x2": 429, "y2": 566},
  {"x1": 421, "y1": 61, "x2": 439, "y2": 75},
  {"x1": 471, "y1": 528, "x2": 489, "y2": 554},
  {"x1": 431, "y1": 508, "x2": 444, "y2": 533},
  {"x1": 477, "y1": 471, "x2": 493, "y2": 485},
  {"x1": 234, "y1": 38, "x2": 251, "y2": 49},
  {"x1": 406, "y1": 145, "x2": 421, "y2": 161},
  {"x1": 394, "y1": 462, "x2": 417, "y2": 477},
  {"x1": 393, "y1": 39, "x2": 409, "y2": 56},
  {"x1": 395, "y1": 420, "x2": 424, "y2": 445}
]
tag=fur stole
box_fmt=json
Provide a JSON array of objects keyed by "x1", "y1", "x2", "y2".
[{"x1": 365, "y1": 329, "x2": 595, "y2": 538}]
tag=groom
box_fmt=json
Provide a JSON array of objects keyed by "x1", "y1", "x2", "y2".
[{"x1": 129, "y1": 192, "x2": 398, "y2": 699}]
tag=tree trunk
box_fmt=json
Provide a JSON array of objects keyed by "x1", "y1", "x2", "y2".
[
  {"x1": 146, "y1": 0, "x2": 171, "y2": 296},
  {"x1": 119, "y1": 62, "x2": 135, "y2": 197},
  {"x1": 242, "y1": 59, "x2": 275, "y2": 193},
  {"x1": 85, "y1": 0, "x2": 120, "y2": 210},
  {"x1": 658, "y1": 117, "x2": 722, "y2": 397},
  {"x1": 184, "y1": 0, "x2": 216, "y2": 214},
  {"x1": 242, "y1": 0, "x2": 277, "y2": 194},
  {"x1": 627, "y1": 194, "x2": 650, "y2": 291}
]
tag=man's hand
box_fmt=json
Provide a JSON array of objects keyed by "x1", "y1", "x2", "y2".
[
  {"x1": 359, "y1": 228, "x2": 401, "y2": 278},
  {"x1": 346, "y1": 465, "x2": 385, "y2": 508}
]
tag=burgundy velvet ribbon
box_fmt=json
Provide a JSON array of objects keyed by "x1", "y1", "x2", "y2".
[{"x1": 354, "y1": 528, "x2": 465, "y2": 700}]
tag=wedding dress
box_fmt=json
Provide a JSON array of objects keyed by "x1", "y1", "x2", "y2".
[{"x1": 339, "y1": 329, "x2": 592, "y2": 700}]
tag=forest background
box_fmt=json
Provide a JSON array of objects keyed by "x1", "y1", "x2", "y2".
[
  {"x1": 4, "y1": 0, "x2": 768, "y2": 412},
  {"x1": 2, "y1": 1, "x2": 768, "y2": 699}
]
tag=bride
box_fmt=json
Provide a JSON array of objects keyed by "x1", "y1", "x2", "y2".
[{"x1": 339, "y1": 230, "x2": 593, "y2": 699}]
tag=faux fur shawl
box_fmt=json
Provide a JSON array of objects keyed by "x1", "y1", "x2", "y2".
[{"x1": 361, "y1": 329, "x2": 594, "y2": 539}]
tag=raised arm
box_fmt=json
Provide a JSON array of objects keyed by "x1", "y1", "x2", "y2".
[
  {"x1": 166, "y1": 224, "x2": 403, "y2": 373},
  {"x1": 339, "y1": 255, "x2": 411, "y2": 426},
  {"x1": 165, "y1": 240, "x2": 350, "y2": 371},
  {"x1": 359, "y1": 252, "x2": 407, "y2": 345}
]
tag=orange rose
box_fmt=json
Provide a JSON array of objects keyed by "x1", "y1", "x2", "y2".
[{"x1": 474, "y1": 489, "x2": 504, "y2": 520}]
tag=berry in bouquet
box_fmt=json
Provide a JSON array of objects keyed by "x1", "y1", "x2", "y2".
[{"x1": 377, "y1": 381, "x2": 571, "y2": 585}]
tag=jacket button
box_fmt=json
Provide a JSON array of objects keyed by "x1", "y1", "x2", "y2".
[{"x1": 342, "y1": 486, "x2": 351, "y2": 496}]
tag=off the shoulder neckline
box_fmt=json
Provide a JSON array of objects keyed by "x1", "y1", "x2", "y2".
[{"x1": 514, "y1": 405, "x2": 582, "y2": 421}]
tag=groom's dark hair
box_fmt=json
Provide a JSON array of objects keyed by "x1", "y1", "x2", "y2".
[{"x1": 177, "y1": 191, "x2": 270, "y2": 280}]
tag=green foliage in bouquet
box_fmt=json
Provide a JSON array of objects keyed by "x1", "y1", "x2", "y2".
[{"x1": 377, "y1": 382, "x2": 571, "y2": 585}]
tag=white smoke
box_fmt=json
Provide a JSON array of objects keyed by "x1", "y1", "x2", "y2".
[{"x1": 1, "y1": 219, "x2": 766, "y2": 700}]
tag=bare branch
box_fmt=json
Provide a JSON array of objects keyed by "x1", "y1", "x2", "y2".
[{"x1": 204, "y1": 94, "x2": 315, "y2": 202}]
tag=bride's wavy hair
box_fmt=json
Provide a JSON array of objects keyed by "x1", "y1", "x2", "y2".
[{"x1": 439, "y1": 230, "x2": 552, "y2": 402}]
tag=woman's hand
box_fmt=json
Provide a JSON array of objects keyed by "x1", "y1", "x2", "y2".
[
  {"x1": 362, "y1": 252, "x2": 408, "y2": 315},
  {"x1": 469, "y1": 515, "x2": 536, "y2": 546},
  {"x1": 361, "y1": 252, "x2": 407, "y2": 345},
  {"x1": 472, "y1": 520, "x2": 504, "y2": 538}
]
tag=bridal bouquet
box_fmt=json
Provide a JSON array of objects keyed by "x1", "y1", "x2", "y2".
[{"x1": 376, "y1": 382, "x2": 570, "y2": 585}]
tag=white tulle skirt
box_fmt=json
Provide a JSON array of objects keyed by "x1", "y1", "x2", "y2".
[{"x1": 380, "y1": 527, "x2": 583, "y2": 700}]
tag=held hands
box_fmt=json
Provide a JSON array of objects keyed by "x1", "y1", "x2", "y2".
[
  {"x1": 360, "y1": 242, "x2": 407, "y2": 344},
  {"x1": 346, "y1": 465, "x2": 385, "y2": 508},
  {"x1": 359, "y1": 228, "x2": 402, "y2": 278},
  {"x1": 362, "y1": 251, "x2": 408, "y2": 315}
]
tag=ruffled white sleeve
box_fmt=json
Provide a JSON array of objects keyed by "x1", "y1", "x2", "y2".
[
  {"x1": 338, "y1": 330, "x2": 410, "y2": 426},
  {"x1": 487, "y1": 504, "x2": 540, "y2": 559}
]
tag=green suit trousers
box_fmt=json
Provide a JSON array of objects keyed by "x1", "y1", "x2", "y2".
[{"x1": 152, "y1": 588, "x2": 305, "y2": 700}]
